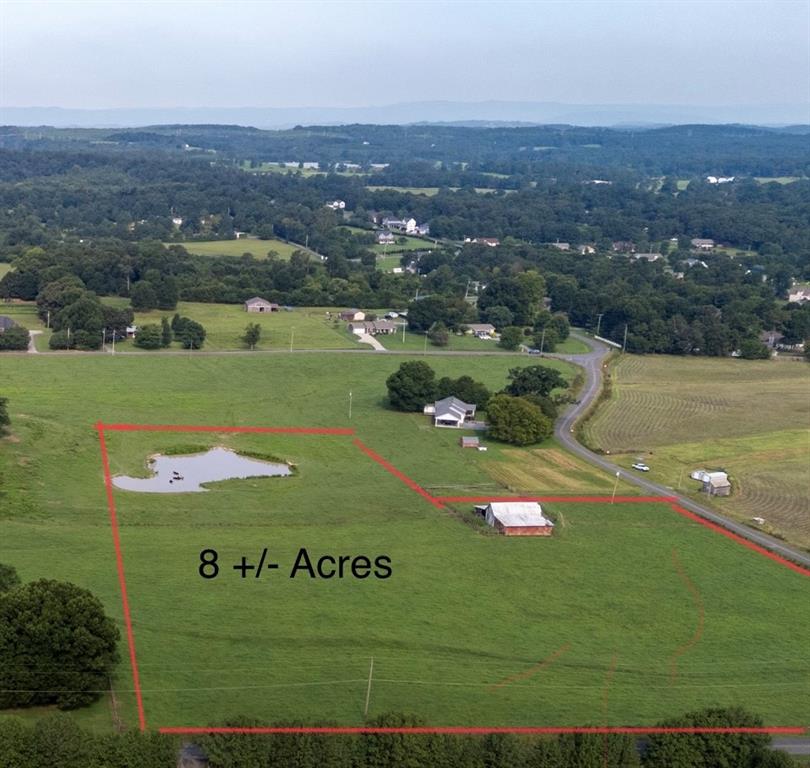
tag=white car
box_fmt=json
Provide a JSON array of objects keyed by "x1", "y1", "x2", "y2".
[{"x1": 631, "y1": 462, "x2": 650, "y2": 472}]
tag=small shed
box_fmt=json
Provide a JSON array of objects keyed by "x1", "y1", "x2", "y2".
[
  {"x1": 690, "y1": 469, "x2": 731, "y2": 497},
  {"x1": 483, "y1": 502, "x2": 554, "y2": 536},
  {"x1": 244, "y1": 297, "x2": 279, "y2": 313},
  {"x1": 460, "y1": 436, "x2": 480, "y2": 449}
]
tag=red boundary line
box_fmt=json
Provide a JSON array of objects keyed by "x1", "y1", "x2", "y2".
[
  {"x1": 96, "y1": 423, "x2": 147, "y2": 731},
  {"x1": 352, "y1": 437, "x2": 445, "y2": 509},
  {"x1": 667, "y1": 503, "x2": 810, "y2": 579},
  {"x1": 436, "y1": 495, "x2": 674, "y2": 503},
  {"x1": 101, "y1": 423, "x2": 354, "y2": 435},
  {"x1": 158, "y1": 726, "x2": 806, "y2": 735},
  {"x1": 95, "y1": 422, "x2": 809, "y2": 735}
]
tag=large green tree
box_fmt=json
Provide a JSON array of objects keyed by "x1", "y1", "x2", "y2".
[
  {"x1": 0, "y1": 580, "x2": 120, "y2": 710},
  {"x1": 505, "y1": 364, "x2": 568, "y2": 398},
  {"x1": 0, "y1": 397, "x2": 10, "y2": 434},
  {"x1": 386, "y1": 361, "x2": 437, "y2": 411},
  {"x1": 486, "y1": 394, "x2": 552, "y2": 445}
]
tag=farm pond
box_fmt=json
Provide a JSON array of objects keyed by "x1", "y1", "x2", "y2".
[{"x1": 112, "y1": 447, "x2": 292, "y2": 493}]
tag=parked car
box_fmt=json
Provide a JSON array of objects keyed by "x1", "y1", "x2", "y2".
[{"x1": 631, "y1": 462, "x2": 650, "y2": 472}]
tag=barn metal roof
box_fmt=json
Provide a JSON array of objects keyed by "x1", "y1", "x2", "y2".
[{"x1": 487, "y1": 502, "x2": 554, "y2": 528}]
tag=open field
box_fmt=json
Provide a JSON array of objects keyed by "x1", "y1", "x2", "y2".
[
  {"x1": 755, "y1": 177, "x2": 803, "y2": 184},
  {"x1": 583, "y1": 354, "x2": 810, "y2": 548},
  {"x1": 366, "y1": 185, "x2": 441, "y2": 196},
  {"x1": 371, "y1": 236, "x2": 435, "y2": 254},
  {"x1": 1, "y1": 352, "x2": 808, "y2": 731},
  {"x1": 0, "y1": 263, "x2": 12, "y2": 279},
  {"x1": 377, "y1": 329, "x2": 590, "y2": 355},
  {"x1": 124, "y1": 302, "x2": 354, "y2": 351},
  {"x1": 168, "y1": 238, "x2": 304, "y2": 260}
]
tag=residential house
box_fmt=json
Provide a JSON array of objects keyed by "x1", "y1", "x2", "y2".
[
  {"x1": 326, "y1": 200, "x2": 346, "y2": 210},
  {"x1": 578, "y1": 244, "x2": 596, "y2": 255},
  {"x1": 464, "y1": 323, "x2": 496, "y2": 339},
  {"x1": 632, "y1": 253, "x2": 662, "y2": 262},
  {"x1": 416, "y1": 223, "x2": 430, "y2": 236},
  {"x1": 466, "y1": 237, "x2": 500, "y2": 247},
  {"x1": 612, "y1": 241, "x2": 636, "y2": 253},
  {"x1": 424, "y1": 396, "x2": 477, "y2": 428},
  {"x1": 691, "y1": 238, "x2": 715, "y2": 251},
  {"x1": 377, "y1": 231, "x2": 396, "y2": 245},
  {"x1": 706, "y1": 176, "x2": 735, "y2": 184},
  {"x1": 684, "y1": 258, "x2": 708, "y2": 268},
  {"x1": 0, "y1": 315, "x2": 17, "y2": 333},
  {"x1": 788, "y1": 287, "x2": 810, "y2": 304},
  {"x1": 349, "y1": 320, "x2": 396, "y2": 336},
  {"x1": 550, "y1": 242, "x2": 570, "y2": 251},
  {"x1": 339, "y1": 309, "x2": 366, "y2": 322},
  {"x1": 244, "y1": 297, "x2": 279, "y2": 313},
  {"x1": 479, "y1": 502, "x2": 555, "y2": 537},
  {"x1": 171, "y1": 217, "x2": 183, "y2": 228}
]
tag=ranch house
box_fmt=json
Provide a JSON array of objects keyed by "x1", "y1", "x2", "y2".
[
  {"x1": 424, "y1": 396, "x2": 476, "y2": 428},
  {"x1": 339, "y1": 309, "x2": 366, "y2": 322},
  {"x1": 349, "y1": 320, "x2": 396, "y2": 336},
  {"x1": 464, "y1": 323, "x2": 496, "y2": 339},
  {"x1": 244, "y1": 297, "x2": 279, "y2": 313},
  {"x1": 478, "y1": 502, "x2": 555, "y2": 536}
]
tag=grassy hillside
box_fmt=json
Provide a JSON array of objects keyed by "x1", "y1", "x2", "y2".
[
  {"x1": 169, "y1": 238, "x2": 304, "y2": 260},
  {"x1": 1, "y1": 352, "x2": 808, "y2": 732},
  {"x1": 583, "y1": 354, "x2": 810, "y2": 549}
]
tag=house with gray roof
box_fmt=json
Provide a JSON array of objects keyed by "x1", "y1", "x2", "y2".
[{"x1": 423, "y1": 396, "x2": 476, "y2": 428}]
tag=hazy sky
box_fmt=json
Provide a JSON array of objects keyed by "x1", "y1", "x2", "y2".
[{"x1": 1, "y1": 0, "x2": 808, "y2": 109}]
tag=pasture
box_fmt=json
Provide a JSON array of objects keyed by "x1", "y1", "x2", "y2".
[
  {"x1": 1, "y1": 352, "x2": 808, "y2": 732},
  {"x1": 583, "y1": 354, "x2": 810, "y2": 548},
  {"x1": 377, "y1": 329, "x2": 590, "y2": 355},
  {"x1": 169, "y1": 238, "x2": 304, "y2": 260},
  {"x1": 127, "y1": 302, "x2": 354, "y2": 351}
]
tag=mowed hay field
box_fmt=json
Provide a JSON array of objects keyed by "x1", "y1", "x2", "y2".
[
  {"x1": 583, "y1": 355, "x2": 810, "y2": 548},
  {"x1": 2, "y1": 352, "x2": 809, "y2": 731}
]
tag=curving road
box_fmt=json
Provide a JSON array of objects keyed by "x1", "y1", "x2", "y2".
[{"x1": 548, "y1": 333, "x2": 810, "y2": 570}]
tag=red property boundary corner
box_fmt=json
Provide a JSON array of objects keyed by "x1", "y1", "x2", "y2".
[{"x1": 95, "y1": 421, "x2": 809, "y2": 737}]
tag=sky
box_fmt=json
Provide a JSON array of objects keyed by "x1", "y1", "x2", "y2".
[{"x1": 1, "y1": 0, "x2": 809, "y2": 110}]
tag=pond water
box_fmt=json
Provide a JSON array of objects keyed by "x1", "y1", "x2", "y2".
[{"x1": 112, "y1": 447, "x2": 292, "y2": 493}]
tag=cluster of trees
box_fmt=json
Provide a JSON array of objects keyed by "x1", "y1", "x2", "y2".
[
  {"x1": 385, "y1": 362, "x2": 568, "y2": 446},
  {"x1": 0, "y1": 324, "x2": 28, "y2": 350},
  {"x1": 0, "y1": 708, "x2": 796, "y2": 767},
  {"x1": 1, "y1": 127, "x2": 808, "y2": 358},
  {"x1": 0, "y1": 565, "x2": 119, "y2": 711},
  {"x1": 134, "y1": 314, "x2": 206, "y2": 350}
]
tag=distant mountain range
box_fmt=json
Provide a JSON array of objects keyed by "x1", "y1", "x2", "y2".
[{"x1": 2, "y1": 101, "x2": 809, "y2": 129}]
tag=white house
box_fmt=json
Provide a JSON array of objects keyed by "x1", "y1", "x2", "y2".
[
  {"x1": 424, "y1": 396, "x2": 477, "y2": 428},
  {"x1": 349, "y1": 320, "x2": 396, "y2": 336},
  {"x1": 464, "y1": 323, "x2": 497, "y2": 339},
  {"x1": 326, "y1": 200, "x2": 346, "y2": 210},
  {"x1": 691, "y1": 238, "x2": 715, "y2": 250},
  {"x1": 377, "y1": 231, "x2": 396, "y2": 244},
  {"x1": 788, "y1": 287, "x2": 810, "y2": 304},
  {"x1": 171, "y1": 216, "x2": 183, "y2": 228}
]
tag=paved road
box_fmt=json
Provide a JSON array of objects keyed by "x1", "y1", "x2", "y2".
[{"x1": 548, "y1": 333, "x2": 810, "y2": 570}]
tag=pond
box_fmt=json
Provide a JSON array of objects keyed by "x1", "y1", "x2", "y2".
[{"x1": 112, "y1": 447, "x2": 292, "y2": 493}]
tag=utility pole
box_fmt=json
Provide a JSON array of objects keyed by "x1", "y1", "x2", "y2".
[
  {"x1": 401, "y1": 322, "x2": 405, "y2": 344},
  {"x1": 424, "y1": 331, "x2": 428, "y2": 355},
  {"x1": 596, "y1": 313, "x2": 604, "y2": 337},
  {"x1": 46, "y1": 310, "x2": 50, "y2": 329},
  {"x1": 364, "y1": 657, "x2": 374, "y2": 718},
  {"x1": 539, "y1": 326, "x2": 546, "y2": 355},
  {"x1": 102, "y1": 328, "x2": 106, "y2": 352},
  {"x1": 622, "y1": 324, "x2": 628, "y2": 353},
  {"x1": 348, "y1": 391, "x2": 352, "y2": 420},
  {"x1": 611, "y1": 471, "x2": 621, "y2": 504},
  {"x1": 290, "y1": 326, "x2": 295, "y2": 352}
]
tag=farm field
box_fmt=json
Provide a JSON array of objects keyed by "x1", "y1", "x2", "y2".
[
  {"x1": 339, "y1": 226, "x2": 435, "y2": 254},
  {"x1": 1, "y1": 352, "x2": 808, "y2": 732},
  {"x1": 583, "y1": 354, "x2": 810, "y2": 549},
  {"x1": 168, "y1": 238, "x2": 304, "y2": 260}
]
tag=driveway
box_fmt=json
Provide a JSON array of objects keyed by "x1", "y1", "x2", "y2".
[{"x1": 353, "y1": 332, "x2": 386, "y2": 351}]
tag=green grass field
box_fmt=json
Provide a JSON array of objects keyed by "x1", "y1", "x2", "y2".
[
  {"x1": 1, "y1": 352, "x2": 808, "y2": 732},
  {"x1": 365, "y1": 185, "x2": 441, "y2": 196},
  {"x1": 378, "y1": 330, "x2": 590, "y2": 355},
  {"x1": 124, "y1": 302, "x2": 353, "y2": 351},
  {"x1": 583, "y1": 354, "x2": 810, "y2": 549},
  {"x1": 0, "y1": 263, "x2": 12, "y2": 279},
  {"x1": 754, "y1": 177, "x2": 803, "y2": 184},
  {"x1": 168, "y1": 238, "x2": 304, "y2": 260}
]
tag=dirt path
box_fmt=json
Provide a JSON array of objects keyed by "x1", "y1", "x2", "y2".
[{"x1": 27, "y1": 330, "x2": 42, "y2": 353}]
